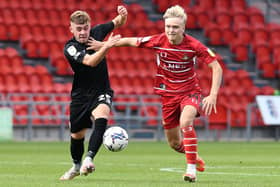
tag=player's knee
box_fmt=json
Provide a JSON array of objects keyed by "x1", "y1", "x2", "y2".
[
  {"x1": 71, "y1": 130, "x2": 86, "y2": 139},
  {"x1": 180, "y1": 118, "x2": 193, "y2": 127},
  {"x1": 168, "y1": 140, "x2": 181, "y2": 150}
]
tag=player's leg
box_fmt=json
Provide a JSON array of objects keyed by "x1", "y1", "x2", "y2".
[
  {"x1": 164, "y1": 126, "x2": 184, "y2": 153},
  {"x1": 60, "y1": 129, "x2": 87, "y2": 180},
  {"x1": 80, "y1": 103, "x2": 110, "y2": 175},
  {"x1": 180, "y1": 105, "x2": 198, "y2": 182}
]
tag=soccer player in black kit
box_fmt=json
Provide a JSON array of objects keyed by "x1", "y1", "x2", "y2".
[{"x1": 60, "y1": 6, "x2": 127, "y2": 180}]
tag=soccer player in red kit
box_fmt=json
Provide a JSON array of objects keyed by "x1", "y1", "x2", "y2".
[{"x1": 88, "y1": 5, "x2": 223, "y2": 182}]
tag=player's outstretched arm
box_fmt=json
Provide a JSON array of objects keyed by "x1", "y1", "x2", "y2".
[
  {"x1": 112, "y1": 5, "x2": 127, "y2": 28},
  {"x1": 202, "y1": 60, "x2": 223, "y2": 115},
  {"x1": 83, "y1": 33, "x2": 121, "y2": 67},
  {"x1": 87, "y1": 37, "x2": 138, "y2": 51}
]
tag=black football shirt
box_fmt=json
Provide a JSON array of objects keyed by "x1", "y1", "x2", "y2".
[{"x1": 64, "y1": 21, "x2": 114, "y2": 100}]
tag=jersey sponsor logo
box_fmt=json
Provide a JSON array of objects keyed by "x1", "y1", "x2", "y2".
[
  {"x1": 73, "y1": 52, "x2": 80, "y2": 60},
  {"x1": 67, "y1": 45, "x2": 77, "y2": 56},
  {"x1": 98, "y1": 94, "x2": 112, "y2": 104}
]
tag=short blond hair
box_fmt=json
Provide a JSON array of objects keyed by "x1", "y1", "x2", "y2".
[
  {"x1": 70, "y1": 10, "x2": 91, "y2": 24},
  {"x1": 163, "y1": 5, "x2": 187, "y2": 24}
]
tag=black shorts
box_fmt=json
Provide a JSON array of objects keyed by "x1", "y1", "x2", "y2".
[{"x1": 69, "y1": 92, "x2": 113, "y2": 133}]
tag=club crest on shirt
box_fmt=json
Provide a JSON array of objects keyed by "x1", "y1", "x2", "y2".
[
  {"x1": 67, "y1": 45, "x2": 77, "y2": 56},
  {"x1": 182, "y1": 54, "x2": 189, "y2": 60},
  {"x1": 159, "y1": 83, "x2": 166, "y2": 90}
]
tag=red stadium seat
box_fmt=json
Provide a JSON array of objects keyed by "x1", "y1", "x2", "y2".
[
  {"x1": 196, "y1": 0, "x2": 215, "y2": 9},
  {"x1": 195, "y1": 7, "x2": 212, "y2": 28},
  {"x1": 248, "y1": 6, "x2": 265, "y2": 25},
  {"x1": 215, "y1": 7, "x2": 232, "y2": 27},
  {"x1": 185, "y1": 8, "x2": 198, "y2": 29},
  {"x1": 232, "y1": 8, "x2": 249, "y2": 26},
  {"x1": 261, "y1": 85, "x2": 275, "y2": 95},
  {"x1": 205, "y1": 23, "x2": 223, "y2": 45},
  {"x1": 259, "y1": 63, "x2": 276, "y2": 78},
  {"x1": 231, "y1": 0, "x2": 247, "y2": 10},
  {"x1": 252, "y1": 23, "x2": 270, "y2": 42},
  {"x1": 235, "y1": 23, "x2": 253, "y2": 44},
  {"x1": 7, "y1": 24, "x2": 20, "y2": 41},
  {"x1": 230, "y1": 40, "x2": 249, "y2": 62},
  {"x1": 38, "y1": 41, "x2": 50, "y2": 58},
  {"x1": 216, "y1": 0, "x2": 231, "y2": 9},
  {"x1": 0, "y1": 23, "x2": 8, "y2": 40}
]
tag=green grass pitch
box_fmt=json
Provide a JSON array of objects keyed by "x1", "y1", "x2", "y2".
[{"x1": 0, "y1": 141, "x2": 280, "y2": 187}]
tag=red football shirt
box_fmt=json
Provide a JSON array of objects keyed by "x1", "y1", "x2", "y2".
[{"x1": 137, "y1": 33, "x2": 217, "y2": 96}]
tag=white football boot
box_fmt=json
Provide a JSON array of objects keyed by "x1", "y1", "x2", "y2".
[{"x1": 80, "y1": 157, "x2": 95, "y2": 176}]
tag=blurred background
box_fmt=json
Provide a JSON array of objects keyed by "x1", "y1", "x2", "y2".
[{"x1": 0, "y1": 0, "x2": 279, "y2": 142}]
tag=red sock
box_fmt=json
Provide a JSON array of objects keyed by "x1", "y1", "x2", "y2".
[
  {"x1": 182, "y1": 126, "x2": 197, "y2": 164},
  {"x1": 174, "y1": 141, "x2": 185, "y2": 153}
]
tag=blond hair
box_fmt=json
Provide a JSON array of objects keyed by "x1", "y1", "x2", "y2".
[
  {"x1": 163, "y1": 5, "x2": 187, "y2": 24},
  {"x1": 70, "y1": 10, "x2": 91, "y2": 24}
]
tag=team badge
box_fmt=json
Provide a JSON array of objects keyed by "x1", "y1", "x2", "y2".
[{"x1": 67, "y1": 45, "x2": 77, "y2": 56}]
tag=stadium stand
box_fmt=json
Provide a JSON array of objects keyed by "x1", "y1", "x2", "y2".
[{"x1": 0, "y1": 0, "x2": 279, "y2": 140}]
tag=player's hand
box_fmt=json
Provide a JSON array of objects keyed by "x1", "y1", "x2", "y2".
[
  {"x1": 103, "y1": 33, "x2": 121, "y2": 49},
  {"x1": 87, "y1": 37, "x2": 103, "y2": 51},
  {"x1": 117, "y1": 5, "x2": 127, "y2": 17},
  {"x1": 202, "y1": 94, "x2": 217, "y2": 115}
]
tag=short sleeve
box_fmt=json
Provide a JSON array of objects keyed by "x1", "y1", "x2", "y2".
[
  {"x1": 91, "y1": 21, "x2": 114, "y2": 41},
  {"x1": 195, "y1": 41, "x2": 217, "y2": 65}
]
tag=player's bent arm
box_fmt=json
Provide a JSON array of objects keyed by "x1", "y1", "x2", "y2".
[
  {"x1": 82, "y1": 46, "x2": 109, "y2": 67},
  {"x1": 208, "y1": 60, "x2": 223, "y2": 97}
]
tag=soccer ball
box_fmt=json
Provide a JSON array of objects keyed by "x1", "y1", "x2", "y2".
[{"x1": 103, "y1": 126, "x2": 128, "y2": 152}]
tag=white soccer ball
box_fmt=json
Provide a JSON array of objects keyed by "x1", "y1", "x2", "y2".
[{"x1": 103, "y1": 126, "x2": 128, "y2": 152}]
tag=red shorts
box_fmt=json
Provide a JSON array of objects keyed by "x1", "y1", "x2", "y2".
[{"x1": 161, "y1": 92, "x2": 203, "y2": 130}]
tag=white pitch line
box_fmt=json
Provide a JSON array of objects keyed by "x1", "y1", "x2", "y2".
[{"x1": 160, "y1": 168, "x2": 280, "y2": 177}]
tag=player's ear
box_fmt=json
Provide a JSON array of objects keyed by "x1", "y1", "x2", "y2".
[{"x1": 69, "y1": 23, "x2": 74, "y2": 34}]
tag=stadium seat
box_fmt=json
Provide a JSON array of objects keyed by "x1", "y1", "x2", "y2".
[
  {"x1": 205, "y1": 23, "x2": 223, "y2": 45},
  {"x1": 230, "y1": 40, "x2": 249, "y2": 62},
  {"x1": 216, "y1": 0, "x2": 231, "y2": 9},
  {"x1": 209, "y1": 104, "x2": 227, "y2": 127},
  {"x1": 252, "y1": 23, "x2": 270, "y2": 42},
  {"x1": 248, "y1": 6, "x2": 265, "y2": 25},
  {"x1": 215, "y1": 7, "x2": 232, "y2": 27},
  {"x1": 194, "y1": 7, "x2": 212, "y2": 28},
  {"x1": 196, "y1": 0, "x2": 215, "y2": 9},
  {"x1": 268, "y1": 23, "x2": 280, "y2": 40},
  {"x1": 235, "y1": 23, "x2": 253, "y2": 44},
  {"x1": 232, "y1": 8, "x2": 249, "y2": 26},
  {"x1": 231, "y1": 0, "x2": 247, "y2": 10},
  {"x1": 252, "y1": 39, "x2": 271, "y2": 67},
  {"x1": 38, "y1": 41, "x2": 50, "y2": 58},
  {"x1": 261, "y1": 85, "x2": 275, "y2": 95},
  {"x1": 7, "y1": 24, "x2": 20, "y2": 41},
  {"x1": 185, "y1": 8, "x2": 198, "y2": 29},
  {"x1": 0, "y1": 23, "x2": 8, "y2": 40},
  {"x1": 259, "y1": 63, "x2": 276, "y2": 78}
]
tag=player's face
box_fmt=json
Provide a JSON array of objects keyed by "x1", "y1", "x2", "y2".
[
  {"x1": 70, "y1": 22, "x2": 90, "y2": 44},
  {"x1": 164, "y1": 17, "x2": 185, "y2": 45}
]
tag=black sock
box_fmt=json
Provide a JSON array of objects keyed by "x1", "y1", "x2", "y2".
[
  {"x1": 87, "y1": 118, "x2": 107, "y2": 160},
  {"x1": 70, "y1": 137, "x2": 84, "y2": 164}
]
